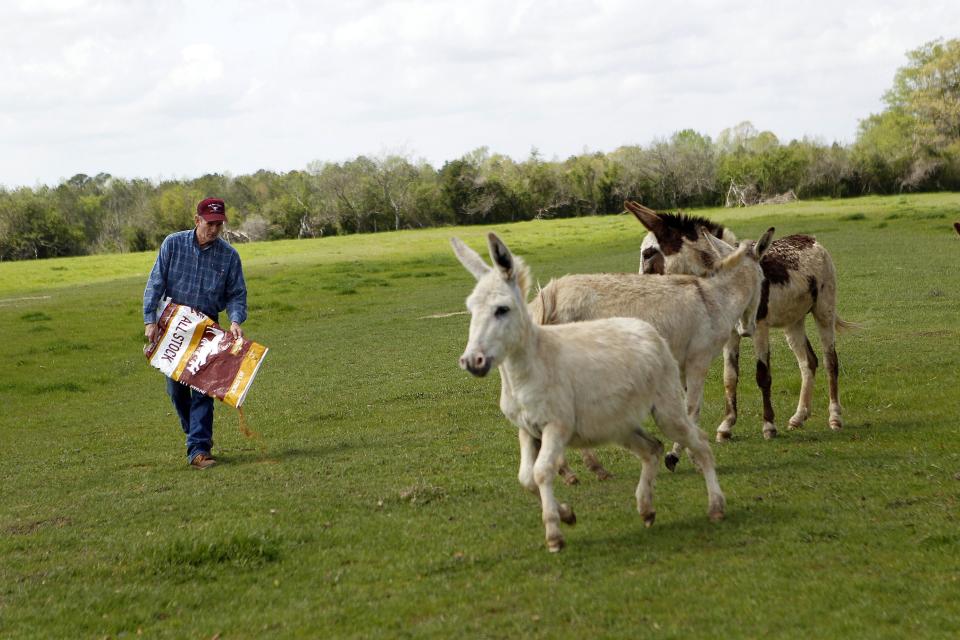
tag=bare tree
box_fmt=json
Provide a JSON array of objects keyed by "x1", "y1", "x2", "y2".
[{"x1": 370, "y1": 154, "x2": 419, "y2": 230}]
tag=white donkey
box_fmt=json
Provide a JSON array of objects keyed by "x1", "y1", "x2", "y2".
[
  {"x1": 627, "y1": 200, "x2": 855, "y2": 441},
  {"x1": 532, "y1": 228, "x2": 773, "y2": 472},
  {"x1": 452, "y1": 233, "x2": 725, "y2": 552}
]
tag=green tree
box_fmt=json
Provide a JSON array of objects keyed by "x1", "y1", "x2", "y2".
[
  {"x1": 314, "y1": 158, "x2": 379, "y2": 233},
  {"x1": 439, "y1": 157, "x2": 480, "y2": 225},
  {"x1": 260, "y1": 170, "x2": 316, "y2": 238},
  {"x1": 886, "y1": 38, "x2": 960, "y2": 152},
  {"x1": 608, "y1": 145, "x2": 659, "y2": 207},
  {"x1": 796, "y1": 140, "x2": 854, "y2": 198},
  {"x1": 653, "y1": 130, "x2": 717, "y2": 207},
  {"x1": 0, "y1": 189, "x2": 85, "y2": 260},
  {"x1": 851, "y1": 110, "x2": 916, "y2": 193},
  {"x1": 407, "y1": 164, "x2": 450, "y2": 227},
  {"x1": 151, "y1": 183, "x2": 203, "y2": 243},
  {"x1": 521, "y1": 148, "x2": 574, "y2": 217},
  {"x1": 855, "y1": 38, "x2": 960, "y2": 191}
]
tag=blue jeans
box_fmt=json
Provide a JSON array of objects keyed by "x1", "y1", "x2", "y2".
[{"x1": 166, "y1": 378, "x2": 214, "y2": 462}]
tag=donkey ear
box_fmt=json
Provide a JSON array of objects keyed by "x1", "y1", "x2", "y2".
[
  {"x1": 450, "y1": 237, "x2": 491, "y2": 281},
  {"x1": 754, "y1": 227, "x2": 775, "y2": 259},
  {"x1": 487, "y1": 232, "x2": 516, "y2": 281},
  {"x1": 625, "y1": 201, "x2": 665, "y2": 238},
  {"x1": 718, "y1": 242, "x2": 749, "y2": 271},
  {"x1": 699, "y1": 226, "x2": 735, "y2": 257}
]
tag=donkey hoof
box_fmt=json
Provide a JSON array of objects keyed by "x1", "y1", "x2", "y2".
[
  {"x1": 709, "y1": 508, "x2": 725, "y2": 523},
  {"x1": 561, "y1": 473, "x2": 580, "y2": 486},
  {"x1": 643, "y1": 512, "x2": 656, "y2": 528},
  {"x1": 787, "y1": 417, "x2": 805, "y2": 430},
  {"x1": 664, "y1": 453, "x2": 680, "y2": 472},
  {"x1": 558, "y1": 503, "x2": 577, "y2": 526},
  {"x1": 763, "y1": 426, "x2": 778, "y2": 440},
  {"x1": 547, "y1": 536, "x2": 565, "y2": 552},
  {"x1": 716, "y1": 430, "x2": 732, "y2": 443},
  {"x1": 829, "y1": 417, "x2": 843, "y2": 431},
  {"x1": 593, "y1": 468, "x2": 614, "y2": 481}
]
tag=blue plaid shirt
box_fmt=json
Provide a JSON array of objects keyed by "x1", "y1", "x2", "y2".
[{"x1": 143, "y1": 230, "x2": 247, "y2": 325}]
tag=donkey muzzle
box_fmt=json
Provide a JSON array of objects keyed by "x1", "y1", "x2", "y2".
[{"x1": 459, "y1": 352, "x2": 492, "y2": 377}]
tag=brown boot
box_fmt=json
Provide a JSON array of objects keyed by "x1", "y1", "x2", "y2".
[{"x1": 190, "y1": 453, "x2": 217, "y2": 469}]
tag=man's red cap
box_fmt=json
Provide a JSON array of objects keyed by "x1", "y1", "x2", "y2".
[{"x1": 197, "y1": 198, "x2": 227, "y2": 222}]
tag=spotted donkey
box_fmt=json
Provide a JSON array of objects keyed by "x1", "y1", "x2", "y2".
[{"x1": 626, "y1": 201, "x2": 856, "y2": 441}]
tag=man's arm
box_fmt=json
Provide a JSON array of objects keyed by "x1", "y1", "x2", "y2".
[
  {"x1": 143, "y1": 239, "x2": 170, "y2": 326},
  {"x1": 224, "y1": 253, "x2": 247, "y2": 339}
]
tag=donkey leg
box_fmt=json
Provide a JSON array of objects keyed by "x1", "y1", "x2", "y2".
[
  {"x1": 717, "y1": 331, "x2": 741, "y2": 441},
  {"x1": 623, "y1": 428, "x2": 663, "y2": 527},
  {"x1": 680, "y1": 426, "x2": 726, "y2": 522},
  {"x1": 816, "y1": 317, "x2": 843, "y2": 430},
  {"x1": 783, "y1": 319, "x2": 818, "y2": 430},
  {"x1": 653, "y1": 404, "x2": 725, "y2": 522},
  {"x1": 517, "y1": 429, "x2": 540, "y2": 493},
  {"x1": 580, "y1": 448, "x2": 614, "y2": 481},
  {"x1": 665, "y1": 357, "x2": 711, "y2": 471},
  {"x1": 533, "y1": 426, "x2": 574, "y2": 552},
  {"x1": 665, "y1": 442, "x2": 683, "y2": 472},
  {"x1": 557, "y1": 451, "x2": 580, "y2": 486},
  {"x1": 753, "y1": 323, "x2": 777, "y2": 439}
]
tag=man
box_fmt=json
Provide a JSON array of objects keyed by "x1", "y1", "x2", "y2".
[{"x1": 143, "y1": 198, "x2": 247, "y2": 469}]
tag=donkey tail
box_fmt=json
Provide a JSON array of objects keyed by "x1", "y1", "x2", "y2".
[{"x1": 835, "y1": 315, "x2": 861, "y2": 333}]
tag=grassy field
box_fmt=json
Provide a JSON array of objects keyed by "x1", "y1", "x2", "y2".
[{"x1": 1, "y1": 193, "x2": 959, "y2": 638}]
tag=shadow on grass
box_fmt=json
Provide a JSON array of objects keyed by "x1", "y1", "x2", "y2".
[
  {"x1": 709, "y1": 455, "x2": 822, "y2": 477},
  {"x1": 572, "y1": 501, "x2": 800, "y2": 555}
]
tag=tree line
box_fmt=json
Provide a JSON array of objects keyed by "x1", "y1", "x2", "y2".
[{"x1": 2, "y1": 38, "x2": 958, "y2": 261}]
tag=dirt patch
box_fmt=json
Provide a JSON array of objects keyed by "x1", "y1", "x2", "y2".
[
  {"x1": 914, "y1": 330, "x2": 953, "y2": 337},
  {"x1": 5, "y1": 516, "x2": 73, "y2": 535},
  {"x1": 418, "y1": 310, "x2": 469, "y2": 319},
  {"x1": 0, "y1": 295, "x2": 52, "y2": 306}
]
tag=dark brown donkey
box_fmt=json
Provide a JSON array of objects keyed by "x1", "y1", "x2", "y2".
[{"x1": 626, "y1": 201, "x2": 856, "y2": 446}]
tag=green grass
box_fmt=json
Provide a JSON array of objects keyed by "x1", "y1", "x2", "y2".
[{"x1": 1, "y1": 192, "x2": 959, "y2": 638}]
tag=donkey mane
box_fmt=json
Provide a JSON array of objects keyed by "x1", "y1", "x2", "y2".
[
  {"x1": 656, "y1": 212, "x2": 727, "y2": 245},
  {"x1": 514, "y1": 255, "x2": 532, "y2": 301}
]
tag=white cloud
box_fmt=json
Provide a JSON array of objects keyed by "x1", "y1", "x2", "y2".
[{"x1": 0, "y1": 0, "x2": 958, "y2": 187}]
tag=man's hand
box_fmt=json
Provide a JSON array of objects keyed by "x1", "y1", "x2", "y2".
[
  {"x1": 145, "y1": 322, "x2": 159, "y2": 343},
  {"x1": 229, "y1": 321, "x2": 244, "y2": 339}
]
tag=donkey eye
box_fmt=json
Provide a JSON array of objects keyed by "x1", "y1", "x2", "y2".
[{"x1": 495, "y1": 306, "x2": 510, "y2": 317}]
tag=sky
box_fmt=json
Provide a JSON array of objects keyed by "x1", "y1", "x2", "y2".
[{"x1": 1, "y1": 0, "x2": 958, "y2": 189}]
